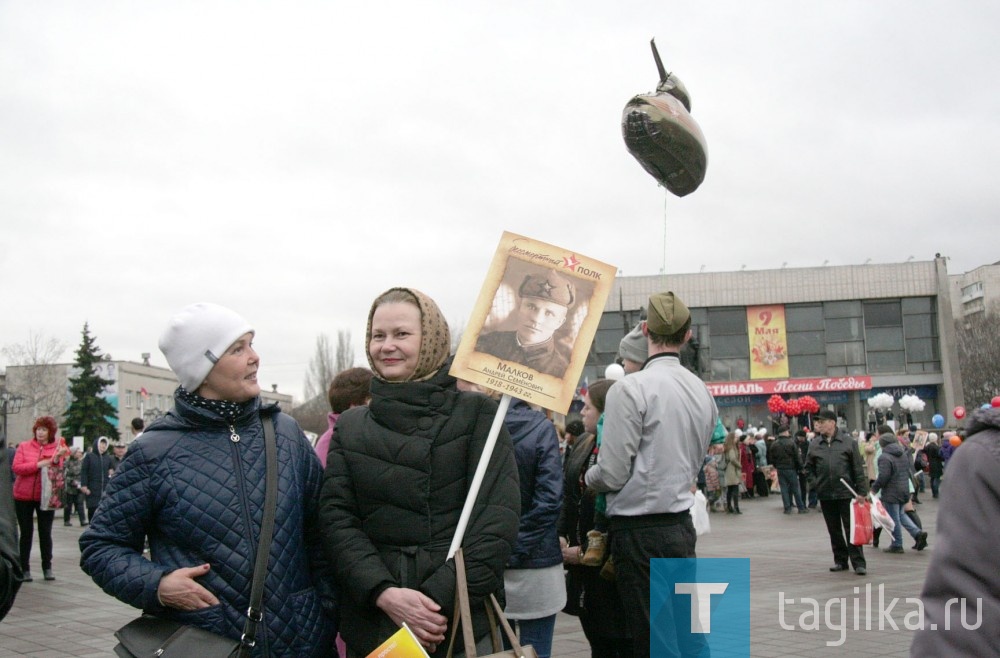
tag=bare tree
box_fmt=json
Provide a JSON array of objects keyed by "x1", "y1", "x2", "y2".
[
  {"x1": 304, "y1": 334, "x2": 336, "y2": 401},
  {"x1": 335, "y1": 329, "x2": 355, "y2": 373},
  {"x1": 956, "y1": 303, "x2": 1000, "y2": 408},
  {"x1": 2, "y1": 331, "x2": 67, "y2": 419}
]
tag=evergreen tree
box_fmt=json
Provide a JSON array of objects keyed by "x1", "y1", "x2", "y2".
[{"x1": 63, "y1": 323, "x2": 119, "y2": 448}]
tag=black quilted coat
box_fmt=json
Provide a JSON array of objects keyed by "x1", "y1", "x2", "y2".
[
  {"x1": 79, "y1": 393, "x2": 335, "y2": 657},
  {"x1": 319, "y1": 367, "x2": 520, "y2": 657}
]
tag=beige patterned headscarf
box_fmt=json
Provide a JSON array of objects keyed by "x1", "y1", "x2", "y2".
[{"x1": 365, "y1": 287, "x2": 451, "y2": 382}]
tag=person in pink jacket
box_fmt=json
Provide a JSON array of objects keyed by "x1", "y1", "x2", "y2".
[
  {"x1": 313, "y1": 367, "x2": 372, "y2": 469},
  {"x1": 11, "y1": 416, "x2": 68, "y2": 582}
]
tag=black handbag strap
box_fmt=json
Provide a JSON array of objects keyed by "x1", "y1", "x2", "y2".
[{"x1": 237, "y1": 415, "x2": 279, "y2": 656}]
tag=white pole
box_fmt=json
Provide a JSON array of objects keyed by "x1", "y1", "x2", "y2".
[{"x1": 447, "y1": 393, "x2": 512, "y2": 559}]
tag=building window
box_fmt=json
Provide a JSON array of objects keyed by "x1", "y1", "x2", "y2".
[
  {"x1": 125, "y1": 390, "x2": 133, "y2": 408},
  {"x1": 902, "y1": 296, "x2": 940, "y2": 373}
]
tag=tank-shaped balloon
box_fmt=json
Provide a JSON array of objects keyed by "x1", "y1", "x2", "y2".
[{"x1": 622, "y1": 40, "x2": 708, "y2": 197}]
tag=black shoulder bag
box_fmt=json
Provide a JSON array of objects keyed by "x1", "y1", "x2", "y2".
[{"x1": 113, "y1": 416, "x2": 279, "y2": 658}]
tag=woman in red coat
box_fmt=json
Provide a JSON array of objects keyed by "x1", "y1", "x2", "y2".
[{"x1": 11, "y1": 416, "x2": 68, "y2": 582}]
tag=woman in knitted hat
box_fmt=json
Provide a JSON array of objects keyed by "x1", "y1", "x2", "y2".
[
  {"x1": 319, "y1": 288, "x2": 520, "y2": 657},
  {"x1": 80, "y1": 302, "x2": 336, "y2": 657}
]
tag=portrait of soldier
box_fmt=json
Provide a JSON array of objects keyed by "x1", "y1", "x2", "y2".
[{"x1": 475, "y1": 268, "x2": 576, "y2": 378}]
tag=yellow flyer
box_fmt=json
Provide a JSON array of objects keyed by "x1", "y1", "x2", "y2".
[
  {"x1": 451, "y1": 231, "x2": 616, "y2": 414},
  {"x1": 364, "y1": 623, "x2": 430, "y2": 658}
]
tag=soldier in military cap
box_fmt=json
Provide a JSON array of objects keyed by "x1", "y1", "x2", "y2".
[
  {"x1": 585, "y1": 291, "x2": 718, "y2": 658},
  {"x1": 475, "y1": 268, "x2": 576, "y2": 378}
]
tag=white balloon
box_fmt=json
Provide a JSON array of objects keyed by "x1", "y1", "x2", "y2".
[{"x1": 604, "y1": 363, "x2": 626, "y2": 381}]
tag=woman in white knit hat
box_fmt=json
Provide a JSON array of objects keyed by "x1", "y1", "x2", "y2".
[{"x1": 80, "y1": 302, "x2": 337, "y2": 657}]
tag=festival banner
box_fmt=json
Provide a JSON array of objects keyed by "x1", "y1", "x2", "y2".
[
  {"x1": 747, "y1": 305, "x2": 789, "y2": 380},
  {"x1": 451, "y1": 231, "x2": 616, "y2": 414},
  {"x1": 706, "y1": 376, "x2": 873, "y2": 397}
]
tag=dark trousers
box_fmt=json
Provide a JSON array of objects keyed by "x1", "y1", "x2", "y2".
[
  {"x1": 63, "y1": 491, "x2": 86, "y2": 524},
  {"x1": 778, "y1": 469, "x2": 805, "y2": 511},
  {"x1": 15, "y1": 500, "x2": 55, "y2": 572},
  {"x1": 726, "y1": 484, "x2": 741, "y2": 512},
  {"x1": 819, "y1": 498, "x2": 865, "y2": 569},
  {"x1": 610, "y1": 513, "x2": 702, "y2": 658}
]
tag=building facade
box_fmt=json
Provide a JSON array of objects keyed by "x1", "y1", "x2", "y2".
[
  {"x1": 3, "y1": 359, "x2": 293, "y2": 446},
  {"x1": 585, "y1": 256, "x2": 964, "y2": 433},
  {"x1": 949, "y1": 260, "x2": 1000, "y2": 320}
]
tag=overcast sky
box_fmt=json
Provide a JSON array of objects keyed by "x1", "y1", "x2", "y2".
[{"x1": 2, "y1": 1, "x2": 997, "y2": 403}]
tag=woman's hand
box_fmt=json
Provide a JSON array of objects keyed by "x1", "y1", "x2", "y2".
[
  {"x1": 375, "y1": 587, "x2": 447, "y2": 650},
  {"x1": 561, "y1": 544, "x2": 582, "y2": 566},
  {"x1": 157, "y1": 564, "x2": 220, "y2": 610}
]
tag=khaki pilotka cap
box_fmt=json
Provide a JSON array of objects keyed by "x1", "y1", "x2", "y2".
[{"x1": 646, "y1": 291, "x2": 691, "y2": 335}]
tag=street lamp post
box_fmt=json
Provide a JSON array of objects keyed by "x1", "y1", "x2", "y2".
[{"x1": 0, "y1": 388, "x2": 26, "y2": 447}]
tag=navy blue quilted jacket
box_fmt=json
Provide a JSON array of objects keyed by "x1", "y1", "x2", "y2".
[
  {"x1": 79, "y1": 393, "x2": 336, "y2": 657},
  {"x1": 504, "y1": 399, "x2": 563, "y2": 569}
]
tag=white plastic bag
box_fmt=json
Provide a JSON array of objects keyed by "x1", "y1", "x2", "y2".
[{"x1": 691, "y1": 490, "x2": 711, "y2": 535}]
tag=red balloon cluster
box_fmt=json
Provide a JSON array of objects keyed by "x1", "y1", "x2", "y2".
[
  {"x1": 767, "y1": 395, "x2": 786, "y2": 414},
  {"x1": 798, "y1": 395, "x2": 821, "y2": 414},
  {"x1": 785, "y1": 399, "x2": 802, "y2": 417}
]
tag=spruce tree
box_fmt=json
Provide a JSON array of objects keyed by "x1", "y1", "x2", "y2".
[{"x1": 63, "y1": 323, "x2": 119, "y2": 448}]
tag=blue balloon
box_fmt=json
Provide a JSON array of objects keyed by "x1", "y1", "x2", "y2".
[
  {"x1": 932, "y1": 414, "x2": 945, "y2": 428},
  {"x1": 984, "y1": 403, "x2": 992, "y2": 410}
]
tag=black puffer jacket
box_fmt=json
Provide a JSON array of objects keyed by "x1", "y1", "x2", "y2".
[
  {"x1": 0, "y1": 438, "x2": 21, "y2": 620},
  {"x1": 806, "y1": 428, "x2": 868, "y2": 499},
  {"x1": 870, "y1": 436, "x2": 912, "y2": 504},
  {"x1": 80, "y1": 438, "x2": 113, "y2": 510},
  {"x1": 319, "y1": 367, "x2": 520, "y2": 657}
]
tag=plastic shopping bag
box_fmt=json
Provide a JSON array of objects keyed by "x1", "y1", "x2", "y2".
[
  {"x1": 869, "y1": 492, "x2": 895, "y2": 534},
  {"x1": 849, "y1": 499, "x2": 873, "y2": 546},
  {"x1": 691, "y1": 490, "x2": 711, "y2": 536}
]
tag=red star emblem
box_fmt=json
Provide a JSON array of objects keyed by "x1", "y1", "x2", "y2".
[{"x1": 563, "y1": 254, "x2": 580, "y2": 271}]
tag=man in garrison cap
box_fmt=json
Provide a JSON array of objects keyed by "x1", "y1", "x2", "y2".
[
  {"x1": 585, "y1": 291, "x2": 718, "y2": 658},
  {"x1": 475, "y1": 268, "x2": 576, "y2": 378}
]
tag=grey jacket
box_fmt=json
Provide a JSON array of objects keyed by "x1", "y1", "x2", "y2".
[
  {"x1": 585, "y1": 353, "x2": 718, "y2": 516},
  {"x1": 870, "y1": 436, "x2": 912, "y2": 504}
]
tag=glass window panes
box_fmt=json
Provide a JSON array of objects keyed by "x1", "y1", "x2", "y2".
[
  {"x1": 690, "y1": 308, "x2": 709, "y2": 325},
  {"x1": 864, "y1": 301, "x2": 902, "y2": 327},
  {"x1": 866, "y1": 327, "x2": 904, "y2": 351},
  {"x1": 786, "y1": 305, "x2": 824, "y2": 331},
  {"x1": 824, "y1": 301, "x2": 862, "y2": 319},
  {"x1": 787, "y1": 331, "x2": 825, "y2": 355},
  {"x1": 711, "y1": 334, "x2": 750, "y2": 358},
  {"x1": 906, "y1": 338, "x2": 938, "y2": 362},
  {"x1": 826, "y1": 317, "x2": 863, "y2": 342},
  {"x1": 827, "y1": 341, "x2": 865, "y2": 367},
  {"x1": 593, "y1": 329, "x2": 622, "y2": 353},
  {"x1": 868, "y1": 350, "x2": 905, "y2": 373},
  {"x1": 902, "y1": 297, "x2": 933, "y2": 314},
  {"x1": 903, "y1": 314, "x2": 935, "y2": 339},
  {"x1": 708, "y1": 308, "x2": 747, "y2": 335},
  {"x1": 710, "y1": 358, "x2": 750, "y2": 381},
  {"x1": 789, "y1": 354, "x2": 826, "y2": 377}
]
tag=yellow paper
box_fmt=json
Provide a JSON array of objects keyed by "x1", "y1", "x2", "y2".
[{"x1": 365, "y1": 623, "x2": 431, "y2": 658}]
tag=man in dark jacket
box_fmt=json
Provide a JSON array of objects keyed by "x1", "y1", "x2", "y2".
[
  {"x1": 770, "y1": 426, "x2": 807, "y2": 514},
  {"x1": 0, "y1": 436, "x2": 22, "y2": 620},
  {"x1": 870, "y1": 427, "x2": 927, "y2": 553},
  {"x1": 912, "y1": 406, "x2": 1000, "y2": 657},
  {"x1": 806, "y1": 409, "x2": 869, "y2": 575},
  {"x1": 79, "y1": 436, "x2": 113, "y2": 525}
]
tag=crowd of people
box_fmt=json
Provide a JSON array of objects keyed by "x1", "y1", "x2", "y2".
[{"x1": 0, "y1": 287, "x2": 993, "y2": 658}]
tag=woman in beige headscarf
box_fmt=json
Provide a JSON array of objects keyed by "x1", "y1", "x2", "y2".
[{"x1": 319, "y1": 288, "x2": 520, "y2": 657}]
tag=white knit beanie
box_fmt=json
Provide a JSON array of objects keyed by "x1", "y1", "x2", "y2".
[{"x1": 158, "y1": 303, "x2": 254, "y2": 393}]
